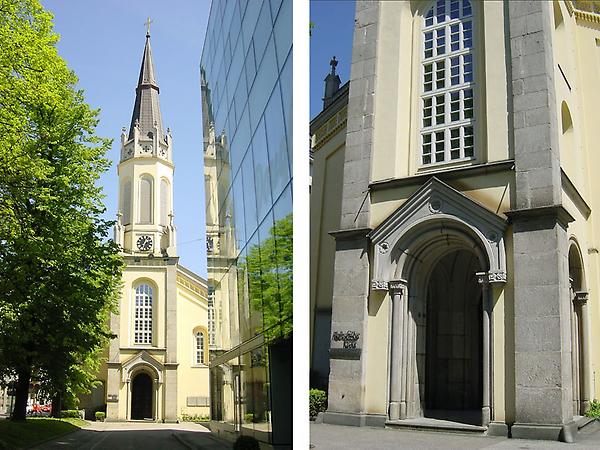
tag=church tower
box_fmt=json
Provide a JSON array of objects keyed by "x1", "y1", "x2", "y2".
[
  {"x1": 114, "y1": 27, "x2": 176, "y2": 257},
  {"x1": 99, "y1": 27, "x2": 210, "y2": 424}
]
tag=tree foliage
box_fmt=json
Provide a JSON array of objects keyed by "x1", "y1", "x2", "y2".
[
  {"x1": 243, "y1": 214, "x2": 292, "y2": 342},
  {"x1": 0, "y1": 0, "x2": 123, "y2": 419}
]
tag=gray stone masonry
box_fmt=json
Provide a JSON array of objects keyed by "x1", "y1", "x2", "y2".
[
  {"x1": 325, "y1": 1, "x2": 379, "y2": 425},
  {"x1": 339, "y1": 0, "x2": 378, "y2": 230},
  {"x1": 509, "y1": 1, "x2": 561, "y2": 209},
  {"x1": 166, "y1": 262, "x2": 178, "y2": 363},
  {"x1": 508, "y1": 2, "x2": 575, "y2": 441},
  {"x1": 326, "y1": 231, "x2": 371, "y2": 416}
]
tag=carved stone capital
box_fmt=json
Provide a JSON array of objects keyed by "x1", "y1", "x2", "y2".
[
  {"x1": 574, "y1": 291, "x2": 589, "y2": 305},
  {"x1": 476, "y1": 270, "x2": 507, "y2": 285},
  {"x1": 388, "y1": 279, "x2": 407, "y2": 294},
  {"x1": 371, "y1": 279, "x2": 389, "y2": 291}
]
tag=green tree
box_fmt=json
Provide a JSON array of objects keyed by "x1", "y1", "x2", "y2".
[
  {"x1": 0, "y1": 0, "x2": 122, "y2": 420},
  {"x1": 244, "y1": 214, "x2": 292, "y2": 342}
]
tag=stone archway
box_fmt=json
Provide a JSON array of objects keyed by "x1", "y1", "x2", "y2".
[
  {"x1": 385, "y1": 222, "x2": 493, "y2": 426},
  {"x1": 131, "y1": 372, "x2": 153, "y2": 420},
  {"x1": 568, "y1": 240, "x2": 590, "y2": 416},
  {"x1": 369, "y1": 178, "x2": 507, "y2": 427}
]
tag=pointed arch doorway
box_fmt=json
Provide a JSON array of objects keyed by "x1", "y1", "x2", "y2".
[{"x1": 131, "y1": 372, "x2": 153, "y2": 420}]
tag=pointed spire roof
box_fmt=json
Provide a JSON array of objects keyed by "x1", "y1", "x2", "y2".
[{"x1": 128, "y1": 29, "x2": 164, "y2": 140}]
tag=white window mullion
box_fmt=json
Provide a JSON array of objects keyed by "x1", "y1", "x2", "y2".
[
  {"x1": 134, "y1": 284, "x2": 153, "y2": 345},
  {"x1": 421, "y1": 0, "x2": 474, "y2": 166}
]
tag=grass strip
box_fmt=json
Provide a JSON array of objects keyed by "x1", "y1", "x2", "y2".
[{"x1": 0, "y1": 417, "x2": 89, "y2": 449}]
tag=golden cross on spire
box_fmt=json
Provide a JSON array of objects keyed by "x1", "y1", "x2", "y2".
[{"x1": 145, "y1": 17, "x2": 153, "y2": 36}]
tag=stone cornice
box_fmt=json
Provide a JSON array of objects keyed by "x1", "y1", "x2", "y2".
[
  {"x1": 329, "y1": 227, "x2": 372, "y2": 241},
  {"x1": 369, "y1": 160, "x2": 514, "y2": 192},
  {"x1": 565, "y1": 0, "x2": 600, "y2": 24},
  {"x1": 310, "y1": 82, "x2": 350, "y2": 132},
  {"x1": 505, "y1": 205, "x2": 575, "y2": 228}
]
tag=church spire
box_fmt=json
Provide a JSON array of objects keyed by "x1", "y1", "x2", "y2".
[{"x1": 128, "y1": 26, "x2": 164, "y2": 140}]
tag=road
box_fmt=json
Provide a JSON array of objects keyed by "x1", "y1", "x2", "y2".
[{"x1": 34, "y1": 422, "x2": 232, "y2": 450}]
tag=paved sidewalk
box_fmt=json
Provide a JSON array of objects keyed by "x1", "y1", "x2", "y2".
[
  {"x1": 35, "y1": 421, "x2": 232, "y2": 450},
  {"x1": 311, "y1": 422, "x2": 600, "y2": 450}
]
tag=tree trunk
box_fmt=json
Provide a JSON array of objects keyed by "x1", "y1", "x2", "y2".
[
  {"x1": 11, "y1": 369, "x2": 31, "y2": 421},
  {"x1": 51, "y1": 392, "x2": 63, "y2": 418}
]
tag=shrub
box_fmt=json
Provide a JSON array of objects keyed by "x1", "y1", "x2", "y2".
[
  {"x1": 309, "y1": 389, "x2": 327, "y2": 418},
  {"x1": 95, "y1": 412, "x2": 106, "y2": 422},
  {"x1": 180, "y1": 412, "x2": 210, "y2": 422},
  {"x1": 585, "y1": 400, "x2": 600, "y2": 418},
  {"x1": 233, "y1": 435, "x2": 260, "y2": 450},
  {"x1": 60, "y1": 410, "x2": 80, "y2": 418}
]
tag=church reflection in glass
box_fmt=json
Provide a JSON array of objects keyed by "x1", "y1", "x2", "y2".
[{"x1": 201, "y1": 0, "x2": 292, "y2": 446}]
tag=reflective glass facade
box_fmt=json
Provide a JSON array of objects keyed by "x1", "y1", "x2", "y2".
[{"x1": 201, "y1": 0, "x2": 292, "y2": 446}]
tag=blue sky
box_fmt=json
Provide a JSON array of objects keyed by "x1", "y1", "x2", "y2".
[
  {"x1": 41, "y1": 0, "x2": 210, "y2": 276},
  {"x1": 310, "y1": 0, "x2": 355, "y2": 118}
]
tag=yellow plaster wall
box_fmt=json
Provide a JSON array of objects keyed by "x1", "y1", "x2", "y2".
[
  {"x1": 371, "y1": 1, "x2": 510, "y2": 186},
  {"x1": 555, "y1": 4, "x2": 600, "y2": 405},
  {"x1": 176, "y1": 281, "x2": 210, "y2": 418},
  {"x1": 310, "y1": 131, "x2": 346, "y2": 350},
  {"x1": 364, "y1": 292, "x2": 391, "y2": 414}
]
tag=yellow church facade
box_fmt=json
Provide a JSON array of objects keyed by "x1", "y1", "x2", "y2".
[
  {"x1": 81, "y1": 30, "x2": 210, "y2": 422},
  {"x1": 311, "y1": 0, "x2": 600, "y2": 442}
]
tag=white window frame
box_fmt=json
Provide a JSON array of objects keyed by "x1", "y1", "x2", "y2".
[
  {"x1": 134, "y1": 284, "x2": 153, "y2": 345},
  {"x1": 195, "y1": 330, "x2": 205, "y2": 365},
  {"x1": 420, "y1": 0, "x2": 475, "y2": 167},
  {"x1": 208, "y1": 290, "x2": 216, "y2": 347}
]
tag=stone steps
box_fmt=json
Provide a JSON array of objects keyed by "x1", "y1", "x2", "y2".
[{"x1": 385, "y1": 418, "x2": 487, "y2": 434}]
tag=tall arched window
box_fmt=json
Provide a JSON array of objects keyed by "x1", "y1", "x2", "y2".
[
  {"x1": 195, "y1": 330, "x2": 205, "y2": 364},
  {"x1": 160, "y1": 179, "x2": 170, "y2": 226},
  {"x1": 134, "y1": 284, "x2": 153, "y2": 345},
  {"x1": 421, "y1": 0, "x2": 475, "y2": 165},
  {"x1": 139, "y1": 175, "x2": 153, "y2": 224},
  {"x1": 121, "y1": 180, "x2": 132, "y2": 225}
]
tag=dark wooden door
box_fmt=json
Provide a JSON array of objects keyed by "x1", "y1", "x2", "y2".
[{"x1": 131, "y1": 373, "x2": 153, "y2": 420}]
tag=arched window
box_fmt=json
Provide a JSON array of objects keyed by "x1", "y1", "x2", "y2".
[
  {"x1": 160, "y1": 179, "x2": 170, "y2": 226},
  {"x1": 121, "y1": 181, "x2": 132, "y2": 225},
  {"x1": 561, "y1": 101, "x2": 573, "y2": 135},
  {"x1": 195, "y1": 330, "x2": 205, "y2": 364},
  {"x1": 421, "y1": 0, "x2": 475, "y2": 165},
  {"x1": 134, "y1": 284, "x2": 153, "y2": 345},
  {"x1": 139, "y1": 175, "x2": 153, "y2": 224}
]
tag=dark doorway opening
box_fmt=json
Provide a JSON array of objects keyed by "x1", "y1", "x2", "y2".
[
  {"x1": 131, "y1": 372, "x2": 153, "y2": 420},
  {"x1": 424, "y1": 250, "x2": 483, "y2": 425}
]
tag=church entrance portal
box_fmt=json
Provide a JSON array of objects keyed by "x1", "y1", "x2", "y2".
[
  {"x1": 423, "y1": 249, "x2": 483, "y2": 425},
  {"x1": 131, "y1": 372, "x2": 153, "y2": 420}
]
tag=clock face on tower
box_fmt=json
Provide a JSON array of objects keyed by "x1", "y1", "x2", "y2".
[{"x1": 137, "y1": 235, "x2": 153, "y2": 251}]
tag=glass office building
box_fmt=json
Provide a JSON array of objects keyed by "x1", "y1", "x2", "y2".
[{"x1": 201, "y1": 0, "x2": 292, "y2": 447}]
